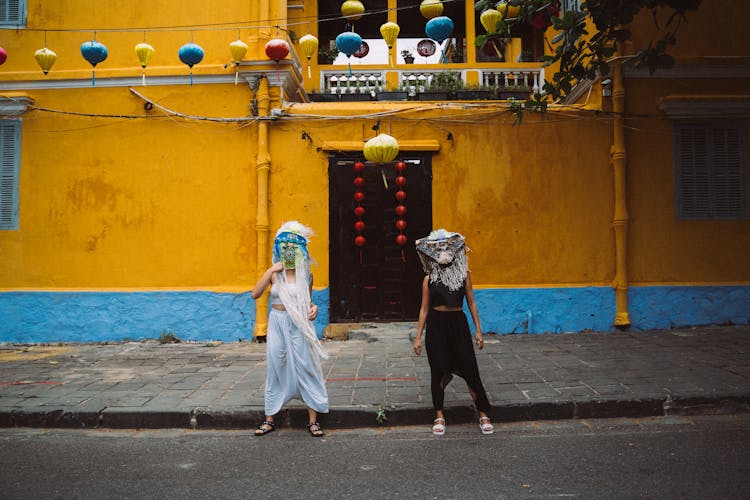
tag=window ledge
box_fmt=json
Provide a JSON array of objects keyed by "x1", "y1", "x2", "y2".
[
  {"x1": 659, "y1": 95, "x2": 750, "y2": 118},
  {"x1": 0, "y1": 95, "x2": 34, "y2": 116}
]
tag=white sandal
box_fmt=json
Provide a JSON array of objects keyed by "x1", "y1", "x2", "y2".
[
  {"x1": 432, "y1": 418, "x2": 446, "y2": 436},
  {"x1": 479, "y1": 416, "x2": 494, "y2": 435}
]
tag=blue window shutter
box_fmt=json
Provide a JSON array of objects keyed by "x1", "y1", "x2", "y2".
[
  {"x1": 675, "y1": 125, "x2": 711, "y2": 218},
  {"x1": 0, "y1": 0, "x2": 26, "y2": 26},
  {"x1": 712, "y1": 126, "x2": 747, "y2": 218},
  {"x1": 675, "y1": 123, "x2": 748, "y2": 220},
  {"x1": 0, "y1": 120, "x2": 21, "y2": 230}
]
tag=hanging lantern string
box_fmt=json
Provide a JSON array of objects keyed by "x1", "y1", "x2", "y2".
[{"x1": 0, "y1": 1, "x2": 465, "y2": 35}]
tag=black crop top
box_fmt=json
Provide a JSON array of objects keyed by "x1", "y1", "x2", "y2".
[{"x1": 429, "y1": 280, "x2": 465, "y2": 308}]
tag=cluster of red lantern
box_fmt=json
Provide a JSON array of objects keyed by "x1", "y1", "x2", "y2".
[
  {"x1": 353, "y1": 160, "x2": 366, "y2": 263},
  {"x1": 394, "y1": 160, "x2": 408, "y2": 261}
]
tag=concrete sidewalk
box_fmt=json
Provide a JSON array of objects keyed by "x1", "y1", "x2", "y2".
[{"x1": 1, "y1": 324, "x2": 749, "y2": 430}]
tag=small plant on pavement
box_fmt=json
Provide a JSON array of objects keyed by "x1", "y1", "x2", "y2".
[
  {"x1": 375, "y1": 406, "x2": 388, "y2": 424},
  {"x1": 158, "y1": 330, "x2": 181, "y2": 344}
]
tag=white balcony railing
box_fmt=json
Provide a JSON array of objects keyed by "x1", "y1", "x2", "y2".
[
  {"x1": 322, "y1": 71, "x2": 386, "y2": 95},
  {"x1": 319, "y1": 68, "x2": 544, "y2": 98},
  {"x1": 481, "y1": 68, "x2": 545, "y2": 94}
]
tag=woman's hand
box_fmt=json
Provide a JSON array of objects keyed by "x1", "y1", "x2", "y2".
[
  {"x1": 308, "y1": 303, "x2": 319, "y2": 321},
  {"x1": 475, "y1": 331, "x2": 484, "y2": 350},
  {"x1": 271, "y1": 262, "x2": 283, "y2": 273},
  {"x1": 413, "y1": 337, "x2": 422, "y2": 356}
]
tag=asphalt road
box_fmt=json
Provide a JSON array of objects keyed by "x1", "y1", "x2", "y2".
[{"x1": 1, "y1": 414, "x2": 749, "y2": 499}]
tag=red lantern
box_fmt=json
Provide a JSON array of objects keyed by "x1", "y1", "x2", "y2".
[
  {"x1": 353, "y1": 161, "x2": 365, "y2": 173},
  {"x1": 395, "y1": 176, "x2": 406, "y2": 187},
  {"x1": 354, "y1": 206, "x2": 365, "y2": 217},
  {"x1": 354, "y1": 176, "x2": 365, "y2": 188},
  {"x1": 354, "y1": 221, "x2": 365, "y2": 232},
  {"x1": 395, "y1": 234, "x2": 408, "y2": 246},
  {"x1": 395, "y1": 190, "x2": 406, "y2": 202},
  {"x1": 354, "y1": 235, "x2": 367, "y2": 247},
  {"x1": 395, "y1": 219, "x2": 407, "y2": 231},
  {"x1": 395, "y1": 161, "x2": 406, "y2": 172},
  {"x1": 265, "y1": 39, "x2": 290, "y2": 62},
  {"x1": 354, "y1": 191, "x2": 365, "y2": 203},
  {"x1": 395, "y1": 205, "x2": 407, "y2": 217}
]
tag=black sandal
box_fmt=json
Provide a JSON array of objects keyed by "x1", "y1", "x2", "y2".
[
  {"x1": 306, "y1": 421, "x2": 324, "y2": 437},
  {"x1": 255, "y1": 421, "x2": 275, "y2": 436}
]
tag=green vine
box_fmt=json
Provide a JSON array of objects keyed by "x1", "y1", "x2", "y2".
[{"x1": 474, "y1": 0, "x2": 703, "y2": 122}]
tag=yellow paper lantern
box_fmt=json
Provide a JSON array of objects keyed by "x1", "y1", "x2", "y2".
[
  {"x1": 379, "y1": 22, "x2": 400, "y2": 48},
  {"x1": 379, "y1": 21, "x2": 400, "y2": 66},
  {"x1": 34, "y1": 47, "x2": 57, "y2": 75},
  {"x1": 496, "y1": 2, "x2": 520, "y2": 19},
  {"x1": 230, "y1": 39, "x2": 248, "y2": 64},
  {"x1": 298, "y1": 34, "x2": 319, "y2": 78},
  {"x1": 135, "y1": 42, "x2": 154, "y2": 86},
  {"x1": 135, "y1": 42, "x2": 155, "y2": 68},
  {"x1": 364, "y1": 134, "x2": 399, "y2": 164},
  {"x1": 480, "y1": 9, "x2": 502, "y2": 33},
  {"x1": 419, "y1": 0, "x2": 444, "y2": 20},
  {"x1": 228, "y1": 39, "x2": 248, "y2": 85},
  {"x1": 341, "y1": 0, "x2": 365, "y2": 22}
]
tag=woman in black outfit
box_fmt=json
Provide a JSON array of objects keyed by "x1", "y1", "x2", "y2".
[{"x1": 413, "y1": 230, "x2": 493, "y2": 436}]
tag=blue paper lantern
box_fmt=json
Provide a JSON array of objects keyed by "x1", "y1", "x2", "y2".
[
  {"x1": 425, "y1": 16, "x2": 454, "y2": 44},
  {"x1": 81, "y1": 40, "x2": 108, "y2": 86},
  {"x1": 178, "y1": 42, "x2": 204, "y2": 67},
  {"x1": 81, "y1": 40, "x2": 108, "y2": 66},
  {"x1": 335, "y1": 32, "x2": 363, "y2": 76},
  {"x1": 178, "y1": 43, "x2": 205, "y2": 85},
  {"x1": 425, "y1": 16, "x2": 454, "y2": 63},
  {"x1": 335, "y1": 32, "x2": 362, "y2": 58}
]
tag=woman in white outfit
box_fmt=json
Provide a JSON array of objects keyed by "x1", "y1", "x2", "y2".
[{"x1": 252, "y1": 221, "x2": 329, "y2": 437}]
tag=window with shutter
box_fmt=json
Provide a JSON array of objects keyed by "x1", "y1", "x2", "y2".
[
  {"x1": 0, "y1": 120, "x2": 21, "y2": 230},
  {"x1": 674, "y1": 123, "x2": 748, "y2": 220},
  {"x1": 0, "y1": 0, "x2": 26, "y2": 26},
  {"x1": 561, "y1": 0, "x2": 582, "y2": 13}
]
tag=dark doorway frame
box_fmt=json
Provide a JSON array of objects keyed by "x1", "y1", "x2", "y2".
[{"x1": 329, "y1": 152, "x2": 433, "y2": 323}]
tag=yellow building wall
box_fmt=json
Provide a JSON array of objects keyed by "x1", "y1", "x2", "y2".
[
  {"x1": 624, "y1": 79, "x2": 750, "y2": 284},
  {"x1": 621, "y1": 0, "x2": 750, "y2": 285},
  {"x1": 2, "y1": 0, "x2": 748, "y2": 341},
  {"x1": 0, "y1": 84, "x2": 259, "y2": 290},
  {"x1": 276, "y1": 104, "x2": 616, "y2": 288},
  {"x1": 0, "y1": 0, "x2": 286, "y2": 81}
]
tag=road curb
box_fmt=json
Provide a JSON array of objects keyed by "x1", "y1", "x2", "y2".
[{"x1": 2, "y1": 394, "x2": 749, "y2": 430}]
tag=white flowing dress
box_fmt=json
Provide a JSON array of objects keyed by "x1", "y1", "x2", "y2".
[{"x1": 264, "y1": 280, "x2": 328, "y2": 416}]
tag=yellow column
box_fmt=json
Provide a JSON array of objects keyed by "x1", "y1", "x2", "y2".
[
  {"x1": 254, "y1": 77, "x2": 272, "y2": 339},
  {"x1": 611, "y1": 50, "x2": 631, "y2": 327},
  {"x1": 465, "y1": 0, "x2": 477, "y2": 64},
  {"x1": 385, "y1": 0, "x2": 398, "y2": 89}
]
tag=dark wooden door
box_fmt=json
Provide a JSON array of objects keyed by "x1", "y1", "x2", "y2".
[{"x1": 329, "y1": 153, "x2": 432, "y2": 322}]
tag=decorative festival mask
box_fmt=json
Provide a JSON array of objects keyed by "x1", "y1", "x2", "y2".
[
  {"x1": 415, "y1": 229, "x2": 468, "y2": 291},
  {"x1": 272, "y1": 222, "x2": 313, "y2": 277},
  {"x1": 280, "y1": 241, "x2": 300, "y2": 269}
]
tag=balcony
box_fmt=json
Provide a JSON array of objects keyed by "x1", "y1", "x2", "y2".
[{"x1": 309, "y1": 67, "x2": 544, "y2": 102}]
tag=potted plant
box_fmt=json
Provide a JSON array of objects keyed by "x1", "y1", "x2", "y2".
[
  {"x1": 418, "y1": 71, "x2": 462, "y2": 101},
  {"x1": 318, "y1": 46, "x2": 340, "y2": 64},
  {"x1": 339, "y1": 89, "x2": 373, "y2": 101},
  {"x1": 448, "y1": 43, "x2": 464, "y2": 63},
  {"x1": 400, "y1": 49, "x2": 415, "y2": 64},
  {"x1": 307, "y1": 88, "x2": 339, "y2": 102},
  {"x1": 455, "y1": 84, "x2": 496, "y2": 101},
  {"x1": 376, "y1": 85, "x2": 409, "y2": 101}
]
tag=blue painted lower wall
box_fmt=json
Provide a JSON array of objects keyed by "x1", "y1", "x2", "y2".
[
  {"x1": 473, "y1": 286, "x2": 616, "y2": 334},
  {"x1": 0, "y1": 289, "x2": 330, "y2": 343},
  {"x1": 628, "y1": 285, "x2": 750, "y2": 330},
  {"x1": 0, "y1": 285, "x2": 747, "y2": 342}
]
